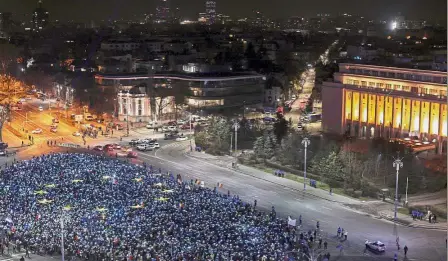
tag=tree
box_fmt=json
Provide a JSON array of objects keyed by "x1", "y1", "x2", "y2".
[
  {"x1": 278, "y1": 132, "x2": 304, "y2": 167},
  {"x1": 194, "y1": 117, "x2": 232, "y2": 155},
  {"x1": 263, "y1": 132, "x2": 277, "y2": 160},
  {"x1": 0, "y1": 44, "x2": 28, "y2": 142},
  {"x1": 273, "y1": 115, "x2": 288, "y2": 142},
  {"x1": 253, "y1": 135, "x2": 265, "y2": 160}
]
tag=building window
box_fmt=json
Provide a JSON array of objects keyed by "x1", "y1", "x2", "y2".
[
  {"x1": 379, "y1": 71, "x2": 387, "y2": 77},
  {"x1": 423, "y1": 75, "x2": 432, "y2": 82},
  {"x1": 376, "y1": 83, "x2": 384, "y2": 88},
  {"x1": 402, "y1": 86, "x2": 410, "y2": 91},
  {"x1": 396, "y1": 73, "x2": 404, "y2": 79},
  {"x1": 356, "y1": 69, "x2": 363, "y2": 74},
  {"x1": 138, "y1": 109, "x2": 142, "y2": 116},
  {"x1": 394, "y1": 85, "x2": 401, "y2": 90},
  {"x1": 369, "y1": 82, "x2": 375, "y2": 87},
  {"x1": 440, "y1": 90, "x2": 447, "y2": 96},
  {"x1": 420, "y1": 88, "x2": 428, "y2": 94},
  {"x1": 411, "y1": 87, "x2": 419, "y2": 93},
  {"x1": 353, "y1": 80, "x2": 360, "y2": 85},
  {"x1": 349, "y1": 68, "x2": 356, "y2": 74},
  {"x1": 414, "y1": 75, "x2": 422, "y2": 81},
  {"x1": 386, "y1": 84, "x2": 392, "y2": 89},
  {"x1": 361, "y1": 81, "x2": 367, "y2": 86},
  {"x1": 405, "y1": 74, "x2": 412, "y2": 80},
  {"x1": 371, "y1": 71, "x2": 378, "y2": 76},
  {"x1": 387, "y1": 72, "x2": 396, "y2": 78},
  {"x1": 442, "y1": 77, "x2": 447, "y2": 84},
  {"x1": 346, "y1": 79, "x2": 354, "y2": 85},
  {"x1": 430, "y1": 89, "x2": 438, "y2": 95},
  {"x1": 363, "y1": 70, "x2": 371, "y2": 75},
  {"x1": 433, "y1": 76, "x2": 441, "y2": 83}
]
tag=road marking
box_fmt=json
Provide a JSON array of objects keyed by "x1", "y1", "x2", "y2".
[{"x1": 322, "y1": 206, "x2": 332, "y2": 211}]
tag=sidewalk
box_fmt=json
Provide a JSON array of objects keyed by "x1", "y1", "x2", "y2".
[
  {"x1": 186, "y1": 151, "x2": 448, "y2": 231},
  {"x1": 186, "y1": 151, "x2": 360, "y2": 205}
]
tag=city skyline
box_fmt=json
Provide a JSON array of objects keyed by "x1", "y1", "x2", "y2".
[{"x1": 0, "y1": 0, "x2": 446, "y2": 23}]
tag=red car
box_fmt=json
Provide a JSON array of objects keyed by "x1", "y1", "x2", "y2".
[
  {"x1": 103, "y1": 144, "x2": 114, "y2": 151},
  {"x1": 127, "y1": 152, "x2": 138, "y2": 158},
  {"x1": 167, "y1": 121, "x2": 177, "y2": 126},
  {"x1": 180, "y1": 124, "x2": 194, "y2": 130}
]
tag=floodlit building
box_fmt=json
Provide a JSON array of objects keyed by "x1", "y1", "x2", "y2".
[
  {"x1": 205, "y1": 1, "x2": 216, "y2": 24},
  {"x1": 322, "y1": 63, "x2": 447, "y2": 153},
  {"x1": 95, "y1": 71, "x2": 265, "y2": 113}
]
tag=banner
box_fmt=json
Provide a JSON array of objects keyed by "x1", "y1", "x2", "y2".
[{"x1": 287, "y1": 216, "x2": 296, "y2": 226}]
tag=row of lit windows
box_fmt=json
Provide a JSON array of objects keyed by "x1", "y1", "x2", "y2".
[
  {"x1": 345, "y1": 79, "x2": 447, "y2": 97},
  {"x1": 348, "y1": 68, "x2": 447, "y2": 84}
]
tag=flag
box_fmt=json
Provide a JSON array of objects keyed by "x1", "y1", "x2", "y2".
[
  {"x1": 162, "y1": 189, "x2": 174, "y2": 193},
  {"x1": 287, "y1": 216, "x2": 296, "y2": 226},
  {"x1": 36, "y1": 214, "x2": 41, "y2": 220},
  {"x1": 5, "y1": 217, "x2": 12, "y2": 223}
]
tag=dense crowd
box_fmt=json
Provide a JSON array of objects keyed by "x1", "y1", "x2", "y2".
[{"x1": 0, "y1": 153, "x2": 325, "y2": 261}]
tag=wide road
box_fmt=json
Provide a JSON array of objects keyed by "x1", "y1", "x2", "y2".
[{"x1": 135, "y1": 141, "x2": 446, "y2": 261}]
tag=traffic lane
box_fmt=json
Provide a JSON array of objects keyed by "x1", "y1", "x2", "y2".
[{"x1": 149, "y1": 143, "x2": 446, "y2": 261}]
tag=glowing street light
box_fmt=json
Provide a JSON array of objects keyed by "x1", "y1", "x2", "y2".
[
  {"x1": 393, "y1": 157, "x2": 403, "y2": 221},
  {"x1": 301, "y1": 137, "x2": 311, "y2": 190}
]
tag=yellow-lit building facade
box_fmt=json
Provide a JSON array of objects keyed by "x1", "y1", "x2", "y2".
[{"x1": 322, "y1": 63, "x2": 447, "y2": 153}]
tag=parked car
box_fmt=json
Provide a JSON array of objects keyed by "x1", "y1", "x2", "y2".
[
  {"x1": 180, "y1": 124, "x2": 193, "y2": 130},
  {"x1": 93, "y1": 145, "x2": 103, "y2": 151},
  {"x1": 177, "y1": 119, "x2": 186, "y2": 125},
  {"x1": 32, "y1": 128, "x2": 43, "y2": 134},
  {"x1": 162, "y1": 126, "x2": 170, "y2": 132},
  {"x1": 167, "y1": 121, "x2": 177, "y2": 126},
  {"x1": 0, "y1": 150, "x2": 6, "y2": 156},
  {"x1": 127, "y1": 152, "x2": 138, "y2": 158},
  {"x1": 153, "y1": 142, "x2": 160, "y2": 148},
  {"x1": 146, "y1": 121, "x2": 159, "y2": 129},
  {"x1": 365, "y1": 240, "x2": 386, "y2": 253},
  {"x1": 168, "y1": 126, "x2": 177, "y2": 131},
  {"x1": 38, "y1": 106, "x2": 43, "y2": 111},
  {"x1": 72, "y1": 132, "x2": 81, "y2": 137},
  {"x1": 112, "y1": 143, "x2": 121, "y2": 149},
  {"x1": 52, "y1": 118, "x2": 59, "y2": 123},
  {"x1": 50, "y1": 127, "x2": 57, "y2": 133},
  {"x1": 103, "y1": 144, "x2": 114, "y2": 151}
]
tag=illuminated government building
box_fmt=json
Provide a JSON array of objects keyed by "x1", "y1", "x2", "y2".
[{"x1": 322, "y1": 63, "x2": 447, "y2": 153}]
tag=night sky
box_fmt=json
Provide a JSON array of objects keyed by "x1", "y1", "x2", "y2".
[{"x1": 0, "y1": 0, "x2": 446, "y2": 22}]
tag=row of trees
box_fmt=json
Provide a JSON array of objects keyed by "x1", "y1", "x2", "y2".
[{"x1": 249, "y1": 131, "x2": 444, "y2": 195}]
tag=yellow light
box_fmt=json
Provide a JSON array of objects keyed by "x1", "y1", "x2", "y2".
[
  {"x1": 442, "y1": 121, "x2": 447, "y2": 136},
  {"x1": 413, "y1": 116, "x2": 419, "y2": 131},
  {"x1": 362, "y1": 109, "x2": 367, "y2": 122},
  {"x1": 432, "y1": 119, "x2": 439, "y2": 135},
  {"x1": 423, "y1": 116, "x2": 429, "y2": 133},
  {"x1": 395, "y1": 115, "x2": 401, "y2": 127},
  {"x1": 379, "y1": 111, "x2": 384, "y2": 124}
]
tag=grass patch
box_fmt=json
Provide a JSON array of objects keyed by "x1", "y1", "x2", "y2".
[{"x1": 246, "y1": 161, "x2": 356, "y2": 199}]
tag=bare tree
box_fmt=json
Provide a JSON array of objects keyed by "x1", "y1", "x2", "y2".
[{"x1": 0, "y1": 44, "x2": 29, "y2": 141}]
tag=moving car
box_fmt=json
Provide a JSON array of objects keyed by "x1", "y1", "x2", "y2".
[
  {"x1": 38, "y1": 106, "x2": 44, "y2": 111},
  {"x1": 137, "y1": 144, "x2": 154, "y2": 151},
  {"x1": 73, "y1": 132, "x2": 81, "y2": 137},
  {"x1": 32, "y1": 128, "x2": 43, "y2": 134},
  {"x1": 50, "y1": 127, "x2": 57, "y2": 133},
  {"x1": 153, "y1": 142, "x2": 160, "y2": 148},
  {"x1": 0, "y1": 150, "x2": 6, "y2": 156},
  {"x1": 129, "y1": 139, "x2": 143, "y2": 146},
  {"x1": 112, "y1": 143, "x2": 121, "y2": 149},
  {"x1": 365, "y1": 240, "x2": 386, "y2": 253},
  {"x1": 52, "y1": 118, "x2": 59, "y2": 123},
  {"x1": 93, "y1": 145, "x2": 103, "y2": 151},
  {"x1": 164, "y1": 133, "x2": 176, "y2": 140},
  {"x1": 176, "y1": 136, "x2": 188, "y2": 141}
]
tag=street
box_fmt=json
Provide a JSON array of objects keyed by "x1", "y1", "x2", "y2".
[{"x1": 133, "y1": 141, "x2": 446, "y2": 261}]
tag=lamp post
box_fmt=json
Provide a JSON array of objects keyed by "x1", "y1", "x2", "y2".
[
  {"x1": 301, "y1": 137, "x2": 311, "y2": 190},
  {"x1": 61, "y1": 213, "x2": 65, "y2": 261},
  {"x1": 393, "y1": 158, "x2": 403, "y2": 221}
]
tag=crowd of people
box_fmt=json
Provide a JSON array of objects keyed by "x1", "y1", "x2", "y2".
[{"x1": 0, "y1": 153, "x2": 330, "y2": 261}]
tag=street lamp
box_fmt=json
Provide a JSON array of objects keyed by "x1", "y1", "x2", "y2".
[
  {"x1": 301, "y1": 137, "x2": 311, "y2": 190},
  {"x1": 393, "y1": 158, "x2": 403, "y2": 221}
]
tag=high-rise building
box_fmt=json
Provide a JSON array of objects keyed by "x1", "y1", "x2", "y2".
[
  {"x1": 155, "y1": 0, "x2": 170, "y2": 23},
  {"x1": 0, "y1": 12, "x2": 12, "y2": 32},
  {"x1": 205, "y1": 1, "x2": 216, "y2": 25},
  {"x1": 32, "y1": 0, "x2": 49, "y2": 32}
]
